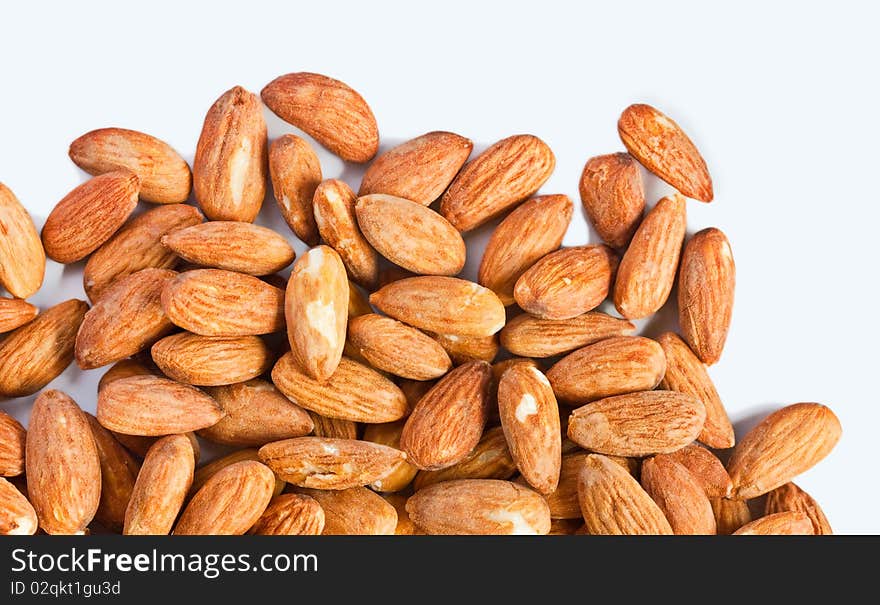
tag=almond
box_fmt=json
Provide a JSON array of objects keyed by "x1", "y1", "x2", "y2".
[
  {"x1": 440, "y1": 135, "x2": 555, "y2": 232},
  {"x1": 161, "y1": 268, "x2": 285, "y2": 336},
  {"x1": 97, "y1": 358, "x2": 155, "y2": 392},
  {"x1": 85, "y1": 413, "x2": 140, "y2": 532},
  {"x1": 370, "y1": 276, "x2": 505, "y2": 337},
  {"x1": 658, "y1": 444, "x2": 732, "y2": 498},
  {"x1": 151, "y1": 332, "x2": 273, "y2": 386},
  {"x1": 546, "y1": 336, "x2": 666, "y2": 404},
  {"x1": 0, "y1": 182, "x2": 45, "y2": 298},
  {"x1": 248, "y1": 493, "x2": 325, "y2": 536},
  {"x1": 261, "y1": 72, "x2": 379, "y2": 162},
  {"x1": 711, "y1": 497, "x2": 752, "y2": 535},
  {"x1": 727, "y1": 403, "x2": 841, "y2": 499},
  {"x1": 26, "y1": 390, "x2": 101, "y2": 535},
  {"x1": 384, "y1": 493, "x2": 422, "y2": 535},
  {"x1": 356, "y1": 193, "x2": 467, "y2": 275},
  {"x1": 0, "y1": 412, "x2": 26, "y2": 477},
  {"x1": 413, "y1": 426, "x2": 517, "y2": 491},
  {"x1": 567, "y1": 390, "x2": 706, "y2": 457},
  {"x1": 733, "y1": 512, "x2": 814, "y2": 536},
  {"x1": 500, "y1": 311, "x2": 635, "y2": 358},
  {"x1": 613, "y1": 194, "x2": 687, "y2": 319},
  {"x1": 398, "y1": 379, "x2": 433, "y2": 416},
  {"x1": 0, "y1": 299, "x2": 88, "y2": 397},
  {"x1": 0, "y1": 297, "x2": 38, "y2": 333},
  {"x1": 69, "y1": 127, "x2": 192, "y2": 204},
  {"x1": 193, "y1": 86, "x2": 267, "y2": 222},
  {"x1": 309, "y1": 412, "x2": 359, "y2": 440},
  {"x1": 579, "y1": 153, "x2": 645, "y2": 248},
  {"x1": 765, "y1": 482, "x2": 832, "y2": 535},
  {"x1": 536, "y1": 452, "x2": 639, "y2": 520},
  {"x1": 641, "y1": 455, "x2": 715, "y2": 535},
  {"x1": 429, "y1": 332, "x2": 499, "y2": 364},
  {"x1": 548, "y1": 518, "x2": 583, "y2": 536},
  {"x1": 190, "y1": 449, "x2": 283, "y2": 497},
  {"x1": 362, "y1": 421, "x2": 418, "y2": 492},
  {"x1": 359, "y1": 131, "x2": 472, "y2": 204},
  {"x1": 678, "y1": 227, "x2": 735, "y2": 365},
  {"x1": 0, "y1": 478, "x2": 37, "y2": 535},
  {"x1": 295, "y1": 486, "x2": 396, "y2": 535},
  {"x1": 348, "y1": 314, "x2": 451, "y2": 380},
  {"x1": 347, "y1": 281, "x2": 373, "y2": 318},
  {"x1": 269, "y1": 133, "x2": 322, "y2": 245}
]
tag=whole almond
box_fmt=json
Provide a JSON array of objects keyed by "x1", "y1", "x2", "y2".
[
  {"x1": 0, "y1": 298, "x2": 38, "y2": 334},
  {"x1": 26, "y1": 391, "x2": 101, "y2": 535},
  {"x1": 370, "y1": 276, "x2": 506, "y2": 337},
  {"x1": 641, "y1": 455, "x2": 715, "y2": 535},
  {"x1": 261, "y1": 72, "x2": 379, "y2": 163},
  {"x1": 429, "y1": 332, "x2": 499, "y2": 365},
  {"x1": 85, "y1": 413, "x2": 140, "y2": 532},
  {"x1": 479, "y1": 194, "x2": 573, "y2": 304},
  {"x1": 0, "y1": 478, "x2": 37, "y2": 535},
  {"x1": 567, "y1": 390, "x2": 706, "y2": 457},
  {"x1": 659, "y1": 444, "x2": 732, "y2": 498},
  {"x1": 733, "y1": 512, "x2": 814, "y2": 536},
  {"x1": 162, "y1": 269, "x2": 285, "y2": 336},
  {"x1": 190, "y1": 449, "x2": 283, "y2": 497},
  {"x1": 359, "y1": 131, "x2": 472, "y2": 204},
  {"x1": 727, "y1": 403, "x2": 841, "y2": 499},
  {"x1": 97, "y1": 358, "x2": 155, "y2": 392},
  {"x1": 765, "y1": 482, "x2": 832, "y2": 535},
  {"x1": 248, "y1": 493, "x2": 325, "y2": 536},
  {"x1": 124, "y1": 434, "x2": 195, "y2": 535},
  {"x1": 546, "y1": 336, "x2": 666, "y2": 404},
  {"x1": 500, "y1": 311, "x2": 635, "y2": 358},
  {"x1": 613, "y1": 194, "x2": 687, "y2": 319},
  {"x1": 579, "y1": 153, "x2": 645, "y2": 248},
  {"x1": 356, "y1": 194, "x2": 466, "y2": 276},
  {"x1": 362, "y1": 421, "x2": 418, "y2": 492},
  {"x1": 0, "y1": 299, "x2": 88, "y2": 397},
  {"x1": 309, "y1": 411, "x2": 359, "y2": 440},
  {"x1": 269, "y1": 133, "x2": 322, "y2": 245},
  {"x1": 193, "y1": 86, "x2": 267, "y2": 222},
  {"x1": 69, "y1": 127, "x2": 192, "y2": 204},
  {"x1": 440, "y1": 135, "x2": 555, "y2": 232},
  {"x1": 348, "y1": 314, "x2": 451, "y2": 380},
  {"x1": 296, "y1": 486, "x2": 396, "y2": 535},
  {"x1": 618, "y1": 103, "x2": 713, "y2": 202},
  {"x1": 711, "y1": 497, "x2": 752, "y2": 535},
  {"x1": 678, "y1": 227, "x2": 735, "y2": 365},
  {"x1": 0, "y1": 182, "x2": 45, "y2": 298},
  {"x1": 0, "y1": 412, "x2": 26, "y2": 477},
  {"x1": 413, "y1": 426, "x2": 517, "y2": 491},
  {"x1": 151, "y1": 332, "x2": 272, "y2": 386}
]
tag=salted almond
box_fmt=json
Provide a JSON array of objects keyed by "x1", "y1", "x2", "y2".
[
  {"x1": 641, "y1": 455, "x2": 715, "y2": 535},
  {"x1": 193, "y1": 86, "x2": 267, "y2": 222},
  {"x1": 356, "y1": 194, "x2": 466, "y2": 276},
  {"x1": 0, "y1": 478, "x2": 37, "y2": 535},
  {"x1": 348, "y1": 314, "x2": 451, "y2": 380},
  {"x1": 440, "y1": 135, "x2": 555, "y2": 232},
  {"x1": 659, "y1": 444, "x2": 732, "y2": 498},
  {"x1": 370, "y1": 276, "x2": 505, "y2": 337},
  {"x1": 262, "y1": 72, "x2": 379, "y2": 163},
  {"x1": 568, "y1": 390, "x2": 706, "y2": 457},
  {"x1": 0, "y1": 412, "x2": 26, "y2": 477},
  {"x1": 733, "y1": 512, "x2": 814, "y2": 536},
  {"x1": 162, "y1": 269, "x2": 285, "y2": 336},
  {"x1": 151, "y1": 332, "x2": 272, "y2": 386},
  {"x1": 613, "y1": 194, "x2": 687, "y2": 319},
  {"x1": 413, "y1": 426, "x2": 517, "y2": 491},
  {"x1": 579, "y1": 153, "x2": 645, "y2": 248},
  {"x1": 0, "y1": 298, "x2": 38, "y2": 334},
  {"x1": 362, "y1": 421, "x2": 418, "y2": 492},
  {"x1": 727, "y1": 403, "x2": 841, "y2": 499},
  {"x1": 711, "y1": 497, "x2": 752, "y2": 535},
  {"x1": 269, "y1": 133, "x2": 322, "y2": 245},
  {"x1": 296, "y1": 486, "x2": 396, "y2": 535},
  {"x1": 429, "y1": 332, "x2": 499, "y2": 364},
  {"x1": 500, "y1": 311, "x2": 635, "y2": 358},
  {"x1": 0, "y1": 183, "x2": 45, "y2": 298},
  {"x1": 248, "y1": 493, "x2": 325, "y2": 536},
  {"x1": 97, "y1": 359, "x2": 155, "y2": 392},
  {"x1": 309, "y1": 412, "x2": 359, "y2": 440},
  {"x1": 0, "y1": 299, "x2": 88, "y2": 397},
  {"x1": 190, "y1": 449, "x2": 283, "y2": 497},
  {"x1": 765, "y1": 482, "x2": 832, "y2": 535},
  {"x1": 85, "y1": 413, "x2": 139, "y2": 532},
  {"x1": 546, "y1": 336, "x2": 666, "y2": 404}
]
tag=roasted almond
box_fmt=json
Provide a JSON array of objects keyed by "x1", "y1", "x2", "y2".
[
  {"x1": 190, "y1": 449, "x2": 283, "y2": 497},
  {"x1": 362, "y1": 421, "x2": 418, "y2": 492},
  {"x1": 348, "y1": 314, "x2": 451, "y2": 380},
  {"x1": 0, "y1": 182, "x2": 45, "y2": 298},
  {"x1": 541, "y1": 452, "x2": 590, "y2": 519},
  {"x1": 269, "y1": 133, "x2": 322, "y2": 245},
  {"x1": 151, "y1": 332, "x2": 272, "y2": 386},
  {"x1": 0, "y1": 412, "x2": 26, "y2": 477},
  {"x1": 0, "y1": 478, "x2": 37, "y2": 535},
  {"x1": 733, "y1": 512, "x2": 814, "y2": 536},
  {"x1": 500, "y1": 311, "x2": 635, "y2": 358},
  {"x1": 296, "y1": 486, "x2": 397, "y2": 535},
  {"x1": 85, "y1": 413, "x2": 140, "y2": 532},
  {"x1": 641, "y1": 455, "x2": 715, "y2": 535},
  {"x1": 97, "y1": 359, "x2": 155, "y2": 392},
  {"x1": 429, "y1": 332, "x2": 499, "y2": 365},
  {"x1": 0, "y1": 297, "x2": 38, "y2": 334},
  {"x1": 579, "y1": 153, "x2": 645, "y2": 248},
  {"x1": 248, "y1": 493, "x2": 325, "y2": 536},
  {"x1": 765, "y1": 482, "x2": 832, "y2": 535},
  {"x1": 309, "y1": 411, "x2": 359, "y2": 440},
  {"x1": 711, "y1": 497, "x2": 752, "y2": 535},
  {"x1": 659, "y1": 444, "x2": 732, "y2": 498},
  {"x1": 413, "y1": 426, "x2": 517, "y2": 491},
  {"x1": 384, "y1": 493, "x2": 422, "y2": 535}
]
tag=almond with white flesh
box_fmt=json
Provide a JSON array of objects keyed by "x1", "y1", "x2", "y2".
[
  {"x1": 359, "y1": 131, "x2": 472, "y2": 204},
  {"x1": 26, "y1": 390, "x2": 101, "y2": 535},
  {"x1": 613, "y1": 194, "x2": 687, "y2": 319},
  {"x1": 400, "y1": 361, "x2": 491, "y2": 470},
  {"x1": 479, "y1": 194, "x2": 573, "y2": 305},
  {"x1": 0, "y1": 478, "x2": 37, "y2": 535},
  {"x1": 579, "y1": 153, "x2": 645, "y2": 248},
  {"x1": 429, "y1": 332, "x2": 499, "y2": 364},
  {"x1": 248, "y1": 493, "x2": 325, "y2": 536},
  {"x1": 618, "y1": 103, "x2": 713, "y2": 202},
  {"x1": 69, "y1": 127, "x2": 192, "y2": 204},
  {"x1": 296, "y1": 486, "x2": 396, "y2": 535},
  {"x1": 41, "y1": 170, "x2": 139, "y2": 263},
  {"x1": 348, "y1": 314, "x2": 451, "y2": 380},
  {"x1": 659, "y1": 444, "x2": 732, "y2": 498},
  {"x1": 641, "y1": 455, "x2": 716, "y2": 535},
  {"x1": 514, "y1": 245, "x2": 617, "y2": 320},
  {"x1": 567, "y1": 390, "x2": 706, "y2": 457},
  {"x1": 0, "y1": 412, "x2": 26, "y2": 477},
  {"x1": 161, "y1": 269, "x2": 285, "y2": 336},
  {"x1": 193, "y1": 86, "x2": 267, "y2": 222},
  {"x1": 362, "y1": 421, "x2": 418, "y2": 492},
  {"x1": 150, "y1": 332, "x2": 273, "y2": 386},
  {"x1": 309, "y1": 412, "x2": 359, "y2": 440},
  {"x1": 269, "y1": 133, "x2": 322, "y2": 245},
  {"x1": 0, "y1": 298, "x2": 38, "y2": 334},
  {"x1": 765, "y1": 482, "x2": 832, "y2": 535},
  {"x1": 190, "y1": 449, "x2": 283, "y2": 497},
  {"x1": 85, "y1": 413, "x2": 140, "y2": 532},
  {"x1": 370, "y1": 276, "x2": 506, "y2": 337},
  {"x1": 497, "y1": 363, "x2": 561, "y2": 494},
  {"x1": 0, "y1": 182, "x2": 45, "y2": 298},
  {"x1": 440, "y1": 135, "x2": 555, "y2": 232},
  {"x1": 546, "y1": 336, "x2": 666, "y2": 404},
  {"x1": 727, "y1": 403, "x2": 841, "y2": 499},
  {"x1": 356, "y1": 194, "x2": 466, "y2": 276},
  {"x1": 500, "y1": 311, "x2": 635, "y2": 358},
  {"x1": 413, "y1": 426, "x2": 517, "y2": 491},
  {"x1": 406, "y1": 479, "x2": 551, "y2": 535},
  {"x1": 733, "y1": 512, "x2": 814, "y2": 536}
]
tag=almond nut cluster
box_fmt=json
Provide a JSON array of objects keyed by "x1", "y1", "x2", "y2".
[{"x1": 0, "y1": 72, "x2": 840, "y2": 535}]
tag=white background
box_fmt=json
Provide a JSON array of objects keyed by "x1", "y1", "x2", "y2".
[{"x1": 1, "y1": 1, "x2": 877, "y2": 533}]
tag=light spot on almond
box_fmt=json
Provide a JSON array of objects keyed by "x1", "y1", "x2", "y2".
[
  {"x1": 306, "y1": 300, "x2": 338, "y2": 349},
  {"x1": 516, "y1": 394, "x2": 538, "y2": 423},
  {"x1": 487, "y1": 508, "x2": 540, "y2": 535},
  {"x1": 229, "y1": 138, "x2": 252, "y2": 205}
]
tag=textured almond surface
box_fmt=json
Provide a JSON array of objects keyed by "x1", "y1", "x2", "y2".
[
  {"x1": 0, "y1": 182, "x2": 45, "y2": 298},
  {"x1": 362, "y1": 421, "x2": 419, "y2": 492},
  {"x1": 348, "y1": 314, "x2": 451, "y2": 380},
  {"x1": 0, "y1": 412, "x2": 26, "y2": 477},
  {"x1": 97, "y1": 359, "x2": 154, "y2": 393},
  {"x1": 542, "y1": 452, "x2": 590, "y2": 519},
  {"x1": 248, "y1": 493, "x2": 325, "y2": 536},
  {"x1": 85, "y1": 413, "x2": 139, "y2": 532},
  {"x1": 659, "y1": 444, "x2": 732, "y2": 498},
  {"x1": 269, "y1": 133, "x2": 321, "y2": 245},
  {"x1": 309, "y1": 412, "x2": 359, "y2": 440},
  {"x1": 641, "y1": 455, "x2": 715, "y2": 535},
  {"x1": 733, "y1": 512, "x2": 814, "y2": 536},
  {"x1": 0, "y1": 297, "x2": 38, "y2": 334},
  {"x1": 296, "y1": 486, "x2": 397, "y2": 535},
  {"x1": 501, "y1": 311, "x2": 635, "y2": 358},
  {"x1": 189, "y1": 449, "x2": 281, "y2": 497},
  {"x1": 579, "y1": 153, "x2": 645, "y2": 248},
  {"x1": 765, "y1": 482, "x2": 832, "y2": 535},
  {"x1": 429, "y1": 332, "x2": 499, "y2": 365},
  {"x1": 0, "y1": 477, "x2": 37, "y2": 535},
  {"x1": 413, "y1": 426, "x2": 516, "y2": 491},
  {"x1": 711, "y1": 497, "x2": 752, "y2": 535},
  {"x1": 151, "y1": 332, "x2": 272, "y2": 386}
]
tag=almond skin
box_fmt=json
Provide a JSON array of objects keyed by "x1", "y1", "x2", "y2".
[
  {"x1": 97, "y1": 374, "x2": 225, "y2": 436},
  {"x1": 193, "y1": 86, "x2": 267, "y2": 222},
  {"x1": 765, "y1": 482, "x2": 832, "y2": 535},
  {"x1": 26, "y1": 390, "x2": 101, "y2": 535},
  {"x1": 359, "y1": 131, "x2": 472, "y2": 204},
  {"x1": 150, "y1": 332, "x2": 272, "y2": 386},
  {"x1": 370, "y1": 276, "x2": 506, "y2": 337},
  {"x1": 309, "y1": 412, "x2": 359, "y2": 440},
  {"x1": 579, "y1": 153, "x2": 645, "y2": 248},
  {"x1": 641, "y1": 455, "x2": 716, "y2": 535},
  {"x1": 541, "y1": 452, "x2": 591, "y2": 519},
  {"x1": 613, "y1": 194, "x2": 687, "y2": 319},
  {"x1": 711, "y1": 497, "x2": 752, "y2": 535},
  {"x1": 413, "y1": 426, "x2": 517, "y2": 491},
  {"x1": 400, "y1": 361, "x2": 491, "y2": 471},
  {"x1": 161, "y1": 269, "x2": 285, "y2": 336},
  {"x1": 190, "y1": 449, "x2": 283, "y2": 498},
  {"x1": 69, "y1": 127, "x2": 192, "y2": 204},
  {"x1": 0, "y1": 478, "x2": 37, "y2": 535},
  {"x1": 500, "y1": 311, "x2": 635, "y2": 358},
  {"x1": 296, "y1": 486, "x2": 397, "y2": 535},
  {"x1": 348, "y1": 314, "x2": 452, "y2": 380},
  {"x1": 429, "y1": 332, "x2": 499, "y2": 365},
  {"x1": 678, "y1": 227, "x2": 736, "y2": 365},
  {"x1": 479, "y1": 194, "x2": 573, "y2": 305},
  {"x1": 0, "y1": 298, "x2": 38, "y2": 334},
  {"x1": 362, "y1": 421, "x2": 419, "y2": 492},
  {"x1": 85, "y1": 413, "x2": 140, "y2": 532},
  {"x1": 269, "y1": 134, "x2": 322, "y2": 245},
  {"x1": 727, "y1": 403, "x2": 841, "y2": 499},
  {"x1": 618, "y1": 103, "x2": 713, "y2": 202},
  {"x1": 567, "y1": 390, "x2": 706, "y2": 457},
  {"x1": 356, "y1": 194, "x2": 467, "y2": 276},
  {"x1": 261, "y1": 72, "x2": 379, "y2": 163},
  {"x1": 0, "y1": 412, "x2": 26, "y2": 477},
  {"x1": 733, "y1": 512, "x2": 814, "y2": 536},
  {"x1": 0, "y1": 299, "x2": 88, "y2": 397},
  {"x1": 440, "y1": 135, "x2": 555, "y2": 232},
  {"x1": 248, "y1": 493, "x2": 325, "y2": 536},
  {"x1": 97, "y1": 359, "x2": 155, "y2": 392},
  {"x1": 546, "y1": 336, "x2": 666, "y2": 405},
  {"x1": 514, "y1": 245, "x2": 617, "y2": 320},
  {"x1": 0, "y1": 182, "x2": 45, "y2": 298},
  {"x1": 41, "y1": 170, "x2": 140, "y2": 263},
  {"x1": 659, "y1": 444, "x2": 732, "y2": 498}
]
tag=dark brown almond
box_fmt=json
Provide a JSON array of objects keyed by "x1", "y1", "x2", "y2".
[
  {"x1": 269, "y1": 133, "x2": 322, "y2": 245},
  {"x1": 500, "y1": 311, "x2": 635, "y2": 358},
  {"x1": 579, "y1": 152, "x2": 645, "y2": 248}
]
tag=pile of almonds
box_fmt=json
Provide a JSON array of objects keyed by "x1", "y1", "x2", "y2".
[{"x1": 0, "y1": 72, "x2": 841, "y2": 536}]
